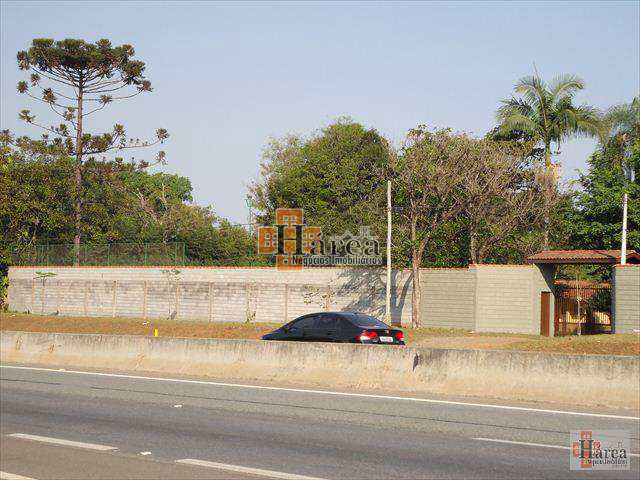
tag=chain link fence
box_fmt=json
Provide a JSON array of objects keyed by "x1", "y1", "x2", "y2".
[{"x1": 11, "y1": 242, "x2": 186, "y2": 267}]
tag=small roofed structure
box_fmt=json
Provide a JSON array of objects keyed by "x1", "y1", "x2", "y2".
[{"x1": 526, "y1": 249, "x2": 640, "y2": 265}]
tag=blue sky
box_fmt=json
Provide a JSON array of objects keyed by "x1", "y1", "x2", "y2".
[{"x1": 1, "y1": 1, "x2": 638, "y2": 223}]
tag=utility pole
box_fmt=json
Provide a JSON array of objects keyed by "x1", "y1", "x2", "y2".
[
  {"x1": 621, "y1": 192, "x2": 628, "y2": 265},
  {"x1": 385, "y1": 180, "x2": 392, "y2": 324}
]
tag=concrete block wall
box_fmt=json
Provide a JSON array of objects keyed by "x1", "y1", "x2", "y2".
[
  {"x1": 7, "y1": 266, "x2": 415, "y2": 325},
  {"x1": 472, "y1": 264, "x2": 554, "y2": 335},
  {"x1": 613, "y1": 265, "x2": 640, "y2": 333},
  {"x1": 420, "y1": 269, "x2": 476, "y2": 329},
  {"x1": 8, "y1": 264, "x2": 557, "y2": 334}
]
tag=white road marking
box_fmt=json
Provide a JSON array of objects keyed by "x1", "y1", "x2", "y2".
[
  {"x1": 176, "y1": 459, "x2": 325, "y2": 480},
  {"x1": 2, "y1": 364, "x2": 638, "y2": 421},
  {"x1": 7, "y1": 433, "x2": 117, "y2": 451},
  {"x1": 473, "y1": 437, "x2": 640, "y2": 457},
  {"x1": 0, "y1": 472, "x2": 37, "y2": 480}
]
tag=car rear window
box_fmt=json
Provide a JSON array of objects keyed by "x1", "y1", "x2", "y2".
[{"x1": 346, "y1": 314, "x2": 390, "y2": 329}]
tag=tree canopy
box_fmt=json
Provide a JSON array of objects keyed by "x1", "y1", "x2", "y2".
[
  {"x1": 0, "y1": 136, "x2": 263, "y2": 271},
  {"x1": 248, "y1": 118, "x2": 390, "y2": 236},
  {"x1": 496, "y1": 73, "x2": 602, "y2": 168},
  {"x1": 568, "y1": 97, "x2": 640, "y2": 255},
  {"x1": 15, "y1": 38, "x2": 169, "y2": 262}
]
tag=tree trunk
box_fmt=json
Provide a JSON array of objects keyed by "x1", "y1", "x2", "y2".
[
  {"x1": 544, "y1": 143, "x2": 552, "y2": 170},
  {"x1": 73, "y1": 82, "x2": 84, "y2": 266},
  {"x1": 411, "y1": 247, "x2": 421, "y2": 329},
  {"x1": 542, "y1": 209, "x2": 550, "y2": 250},
  {"x1": 410, "y1": 216, "x2": 421, "y2": 328},
  {"x1": 469, "y1": 229, "x2": 478, "y2": 264}
]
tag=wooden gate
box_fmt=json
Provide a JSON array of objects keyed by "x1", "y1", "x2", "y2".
[
  {"x1": 540, "y1": 292, "x2": 551, "y2": 336},
  {"x1": 554, "y1": 284, "x2": 612, "y2": 336}
]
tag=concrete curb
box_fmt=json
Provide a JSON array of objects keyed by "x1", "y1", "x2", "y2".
[{"x1": 1, "y1": 331, "x2": 638, "y2": 409}]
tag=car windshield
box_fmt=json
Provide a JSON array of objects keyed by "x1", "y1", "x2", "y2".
[{"x1": 347, "y1": 314, "x2": 389, "y2": 329}]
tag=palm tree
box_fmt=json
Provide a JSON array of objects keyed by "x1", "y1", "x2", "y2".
[
  {"x1": 496, "y1": 73, "x2": 602, "y2": 248},
  {"x1": 496, "y1": 74, "x2": 602, "y2": 170},
  {"x1": 605, "y1": 97, "x2": 639, "y2": 134},
  {"x1": 604, "y1": 97, "x2": 639, "y2": 163},
  {"x1": 603, "y1": 98, "x2": 639, "y2": 263}
]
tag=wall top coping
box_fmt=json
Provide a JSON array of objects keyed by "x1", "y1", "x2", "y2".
[
  {"x1": 468, "y1": 264, "x2": 534, "y2": 269},
  {"x1": 10, "y1": 264, "x2": 532, "y2": 271}
]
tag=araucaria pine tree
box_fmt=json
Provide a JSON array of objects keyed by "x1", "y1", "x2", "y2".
[{"x1": 15, "y1": 39, "x2": 169, "y2": 263}]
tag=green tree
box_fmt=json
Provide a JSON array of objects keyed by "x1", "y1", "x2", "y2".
[
  {"x1": 460, "y1": 138, "x2": 550, "y2": 264},
  {"x1": 207, "y1": 220, "x2": 267, "y2": 266},
  {"x1": 605, "y1": 98, "x2": 639, "y2": 144},
  {"x1": 124, "y1": 170, "x2": 195, "y2": 243},
  {"x1": 0, "y1": 133, "x2": 75, "y2": 254},
  {"x1": 496, "y1": 73, "x2": 602, "y2": 169},
  {"x1": 0, "y1": 134, "x2": 262, "y2": 270},
  {"x1": 15, "y1": 38, "x2": 169, "y2": 263},
  {"x1": 603, "y1": 97, "x2": 640, "y2": 177},
  {"x1": 390, "y1": 128, "x2": 472, "y2": 327},
  {"x1": 569, "y1": 98, "x2": 640, "y2": 255},
  {"x1": 248, "y1": 118, "x2": 390, "y2": 237},
  {"x1": 496, "y1": 73, "x2": 602, "y2": 248},
  {"x1": 569, "y1": 150, "x2": 639, "y2": 252},
  {"x1": 1, "y1": 133, "x2": 72, "y2": 307}
]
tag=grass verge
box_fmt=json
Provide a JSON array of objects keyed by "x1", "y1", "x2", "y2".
[
  {"x1": 0, "y1": 312, "x2": 277, "y2": 340},
  {"x1": 1, "y1": 313, "x2": 638, "y2": 356}
]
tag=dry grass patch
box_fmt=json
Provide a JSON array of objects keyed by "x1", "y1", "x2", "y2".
[
  {"x1": 0, "y1": 312, "x2": 277, "y2": 340},
  {"x1": 500, "y1": 334, "x2": 640, "y2": 356},
  {"x1": 403, "y1": 327, "x2": 639, "y2": 356}
]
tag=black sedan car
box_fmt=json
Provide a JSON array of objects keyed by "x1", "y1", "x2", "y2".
[{"x1": 262, "y1": 312, "x2": 404, "y2": 345}]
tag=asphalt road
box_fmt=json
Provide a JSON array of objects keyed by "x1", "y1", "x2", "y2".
[{"x1": 1, "y1": 363, "x2": 638, "y2": 480}]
